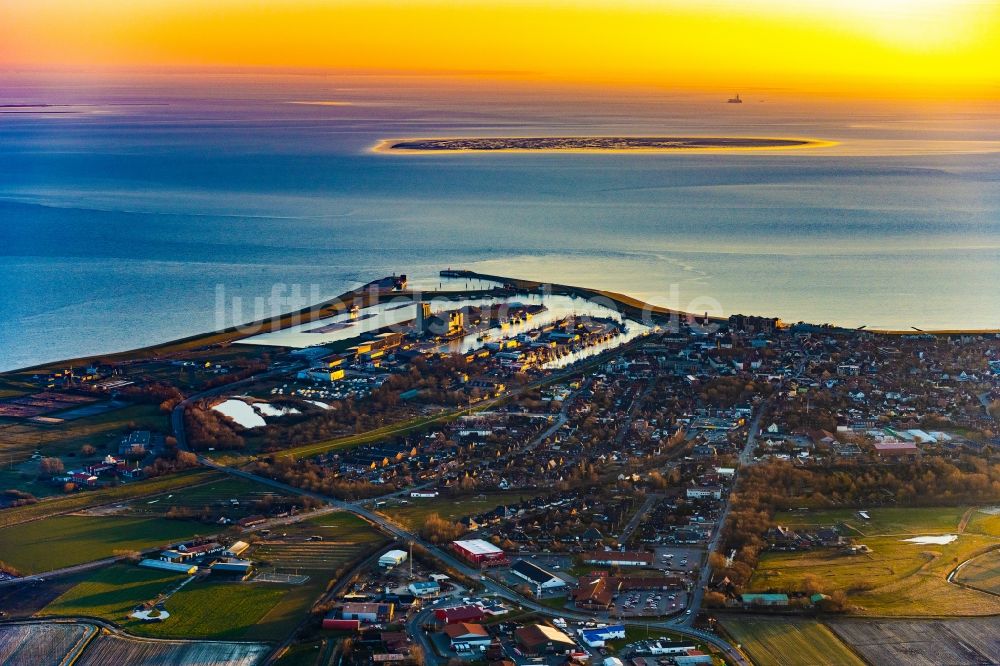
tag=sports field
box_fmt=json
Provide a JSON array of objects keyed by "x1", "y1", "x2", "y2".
[
  {"x1": 751, "y1": 506, "x2": 1000, "y2": 615},
  {"x1": 718, "y1": 616, "x2": 864, "y2": 666},
  {"x1": 773, "y1": 506, "x2": 970, "y2": 537}
]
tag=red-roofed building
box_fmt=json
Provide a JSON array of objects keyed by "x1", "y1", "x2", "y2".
[
  {"x1": 443, "y1": 623, "x2": 491, "y2": 648},
  {"x1": 434, "y1": 605, "x2": 486, "y2": 625}
]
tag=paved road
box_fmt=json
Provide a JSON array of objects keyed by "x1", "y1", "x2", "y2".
[
  {"x1": 0, "y1": 556, "x2": 123, "y2": 588},
  {"x1": 618, "y1": 492, "x2": 660, "y2": 545},
  {"x1": 675, "y1": 399, "x2": 769, "y2": 631},
  {"x1": 406, "y1": 605, "x2": 444, "y2": 666}
]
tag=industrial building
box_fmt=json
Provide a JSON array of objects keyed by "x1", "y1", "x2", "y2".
[
  {"x1": 443, "y1": 623, "x2": 491, "y2": 650},
  {"x1": 514, "y1": 624, "x2": 577, "y2": 655},
  {"x1": 341, "y1": 602, "x2": 395, "y2": 622},
  {"x1": 379, "y1": 549, "x2": 408, "y2": 568},
  {"x1": 685, "y1": 486, "x2": 722, "y2": 500},
  {"x1": 224, "y1": 540, "x2": 250, "y2": 557},
  {"x1": 408, "y1": 581, "x2": 441, "y2": 598},
  {"x1": 211, "y1": 559, "x2": 254, "y2": 578},
  {"x1": 434, "y1": 604, "x2": 486, "y2": 625},
  {"x1": 510, "y1": 559, "x2": 567, "y2": 593},
  {"x1": 451, "y1": 539, "x2": 506, "y2": 567},
  {"x1": 139, "y1": 559, "x2": 197, "y2": 575}
]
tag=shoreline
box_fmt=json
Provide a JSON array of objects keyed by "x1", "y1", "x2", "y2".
[
  {"x1": 2, "y1": 269, "x2": 996, "y2": 376},
  {"x1": 371, "y1": 135, "x2": 838, "y2": 154}
]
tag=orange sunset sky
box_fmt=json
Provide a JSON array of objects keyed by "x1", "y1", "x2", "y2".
[{"x1": 3, "y1": 0, "x2": 1000, "y2": 99}]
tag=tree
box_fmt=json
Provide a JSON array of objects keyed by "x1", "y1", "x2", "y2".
[
  {"x1": 113, "y1": 549, "x2": 141, "y2": 563},
  {"x1": 419, "y1": 513, "x2": 464, "y2": 543},
  {"x1": 176, "y1": 450, "x2": 198, "y2": 467},
  {"x1": 801, "y1": 573, "x2": 825, "y2": 596},
  {"x1": 39, "y1": 457, "x2": 64, "y2": 477},
  {"x1": 80, "y1": 444, "x2": 97, "y2": 456},
  {"x1": 703, "y1": 591, "x2": 727, "y2": 608}
]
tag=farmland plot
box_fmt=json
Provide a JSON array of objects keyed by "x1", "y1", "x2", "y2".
[
  {"x1": 718, "y1": 616, "x2": 864, "y2": 666},
  {"x1": 954, "y1": 549, "x2": 1000, "y2": 595},
  {"x1": 77, "y1": 632, "x2": 269, "y2": 666},
  {"x1": 253, "y1": 512, "x2": 386, "y2": 573},
  {"x1": 830, "y1": 618, "x2": 1000, "y2": 666},
  {"x1": 0, "y1": 621, "x2": 95, "y2": 665}
]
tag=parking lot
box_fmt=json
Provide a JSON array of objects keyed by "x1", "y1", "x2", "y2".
[
  {"x1": 653, "y1": 546, "x2": 703, "y2": 574},
  {"x1": 518, "y1": 553, "x2": 575, "y2": 573},
  {"x1": 612, "y1": 589, "x2": 687, "y2": 618}
]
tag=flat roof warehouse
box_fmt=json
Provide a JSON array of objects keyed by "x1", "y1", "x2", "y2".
[{"x1": 453, "y1": 539, "x2": 503, "y2": 555}]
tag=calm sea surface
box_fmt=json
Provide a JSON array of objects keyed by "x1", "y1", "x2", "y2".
[{"x1": 1, "y1": 74, "x2": 998, "y2": 370}]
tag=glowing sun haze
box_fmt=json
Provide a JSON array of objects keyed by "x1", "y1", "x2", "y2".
[{"x1": 3, "y1": 0, "x2": 999, "y2": 98}]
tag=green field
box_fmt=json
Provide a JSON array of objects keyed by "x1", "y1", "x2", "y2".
[
  {"x1": 0, "y1": 514, "x2": 210, "y2": 573},
  {"x1": 0, "y1": 403, "x2": 168, "y2": 461},
  {"x1": 964, "y1": 509, "x2": 1000, "y2": 538},
  {"x1": 41, "y1": 565, "x2": 294, "y2": 641},
  {"x1": 41, "y1": 564, "x2": 184, "y2": 620},
  {"x1": 753, "y1": 506, "x2": 1000, "y2": 615},
  {"x1": 379, "y1": 491, "x2": 540, "y2": 530},
  {"x1": 131, "y1": 580, "x2": 291, "y2": 640},
  {"x1": 773, "y1": 506, "x2": 970, "y2": 537},
  {"x1": 0, "y1": 469, "x2": 224, "y2": 528},
  {"x1": 275, "y1": 641, "x2": 325, "y2": 666},
  {"x1": 126, "y1": 476, "x2": 295, "y2": 518},
  {"x1": 719, "y1": 616, "x2": 864, "y2": 666}
]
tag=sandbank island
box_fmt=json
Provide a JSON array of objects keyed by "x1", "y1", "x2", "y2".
[{"x1": 373, "y1": 136, "x2": 834, "y2": 153}]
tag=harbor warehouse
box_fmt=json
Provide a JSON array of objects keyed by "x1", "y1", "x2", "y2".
[{"x1": 452, "y1": 539, "x2": 506, "y2": 566}]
